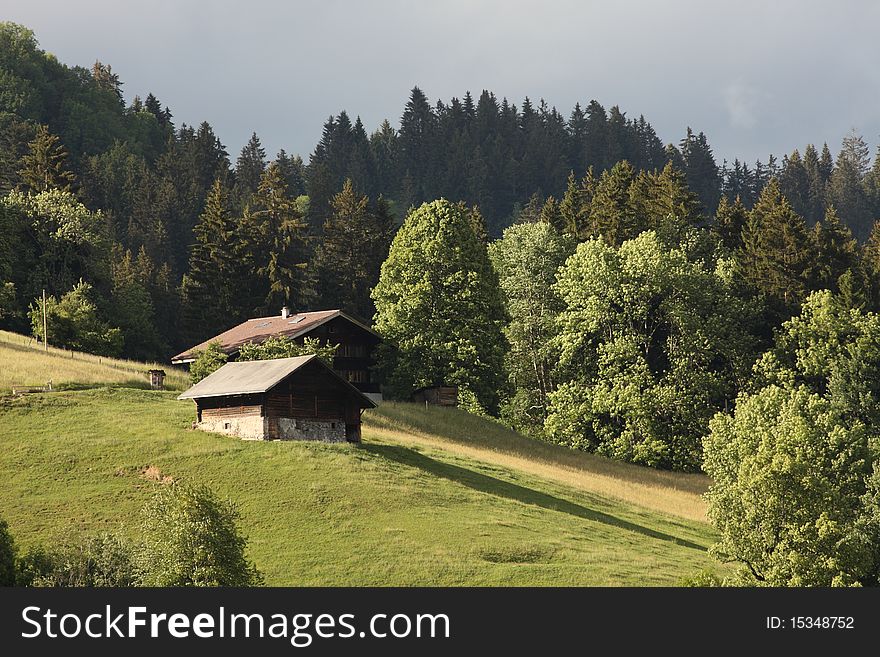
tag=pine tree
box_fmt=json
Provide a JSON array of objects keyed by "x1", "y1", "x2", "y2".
[
  {"x1": 713, "y1": 195, "x2": 749, "y2": 251},
  {"x1": 558, "y1": 171, "x2": 587, "y2": 237},
  {"x1": 802, "y1": 144, "x2": 826, "y2": 223},
  {"x1": 318, "y1": 179, "x2": 393, "y2": 319},
  {"x1": 234, "y1": 132, "x2": 267, "y2": 201},
  {"x1": 180, "y1": 179, "x2": 247, "y2": 342},
  {"x1": 829, "y1": 131, "x2": 873, "y2": 239},
  {"x1": 779, "y1": 149, "x2": 811, "y2": 221},
  {"x1": 538, "y1": 196, "x2": 563, "y2": 233},
  {"x1": 645, "y1": 161, "x2": 703, "y2": 230},
  {"x1": 587, "y1": 160, "x2": 636, "y2": 245},
  {"x1": 812, "y1": 205, "x2": 859, "y2": 293},
  {"x1": 397, "y1": 87, "x2": 437, "y2": 204},
  {"x1": 370, "y1": 119, "x2": 398, "y2": 196},
  {"x1": 249, "y1": 163, "x2": 312, "y2": 311},
  {"x1": 739, "y1": 179, "x2": 813, "y2": 315},
  {"x1": 110, "y1": 244, "x2": 164, "y2": 359},
  {"x1": 679, "y1": 128, "x2": 721, "y2": 213},
  {"x1": 18, "y1": 125, "x2": 77, "y2": 193},
  {"x1": 274, "y1": 150, "x2": 306, "y2": 197},
  {"x1": 92, "y1": 61, "x2": 123, "y2": 105},
  {"x1": 818, "y1": 143, "x2": 834, "y2": 184}
]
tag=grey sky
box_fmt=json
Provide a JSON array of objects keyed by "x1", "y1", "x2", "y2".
[{"x1": 5, "y1": 0, "x2": 880, "y2": 166}]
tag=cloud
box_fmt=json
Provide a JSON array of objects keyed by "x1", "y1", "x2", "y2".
[{"x1": 722, "y1": 81, "x2": 764, "y2": 130}]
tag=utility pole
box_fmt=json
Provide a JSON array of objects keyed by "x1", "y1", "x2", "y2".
[{"x1": 42, "y1": 288, "x2": 48, "y2": 352}]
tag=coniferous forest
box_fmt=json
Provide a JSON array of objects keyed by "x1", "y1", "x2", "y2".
[{"x1": 4, "y1": 20, "x2": 880, "y2": 586}]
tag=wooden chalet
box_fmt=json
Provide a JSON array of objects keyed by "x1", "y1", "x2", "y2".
[
  {"x1": 172, "y1": 308, "x2": 383, "y2": 400},
  {"x1": 178, "y1": 355, "x2": 376, "y2": 442}
]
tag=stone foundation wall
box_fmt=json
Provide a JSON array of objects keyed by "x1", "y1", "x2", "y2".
[
  {"x1": 277, "y1": 417, "x2": 346, "y2": 442},
  {"x1": 199, "y1": 415, "x2": 267, "y2": 441}
]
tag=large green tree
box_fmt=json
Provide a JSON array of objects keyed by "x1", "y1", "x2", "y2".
[
  {"x1": 372, "y1": 199, "x2": 508, "y2": 412},
  {"x1": 546, "y1": 231, "x2": 759, "y2": 471},
  {"x1": 704, "y1": 385, "x2": 878, "y2": 586},
  {"x1": 704, "y1": 291, "x2": 880, "y2": 585},
  {"x1": 489, "y1": 221, "x2": 573, "y2": 433},
  {"x1": 739, "y1": 179, "x2": 813, "y2": 317}
]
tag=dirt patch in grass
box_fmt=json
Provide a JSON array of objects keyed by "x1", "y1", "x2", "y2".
[{"x1": 140, "y1": 465, "x2": 173, "y2": 484}]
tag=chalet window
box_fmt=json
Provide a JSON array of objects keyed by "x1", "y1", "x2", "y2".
[{"x1": 344, "y1": 370, "x2": 368, "y2": 383}]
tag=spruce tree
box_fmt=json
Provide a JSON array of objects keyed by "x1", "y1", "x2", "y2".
[
  {"x1": 234, "y1": 132, "x2": 267, "y2": 201},
  {"x1": 539, "y1": 196, "x2": 563, "y2": 233},
  {"x1": 318, "y1": 179, "x2": 393, "y2": 319},
  {"x1": 18, "y1": 125, "x2": 77, "y2": 193},
  {"x1": 110, "y1": 245, "x2": 164, "y2": 359},
  {"x1": 249, "y1": 163, "x2": 312, "y2": 312},
  {"x1": 713, "y1": 195, "x2": 749, "y2": 251},
  {"x1": 587, "y1": 160, "x2": 636, "y2": 245},
  {"x1": 645, "y1": 161, "x2": 703, "y2": 230},
  {"x1": 180, "y1": 179, "x2": 246, "y2": 342},
  {"x1": 679, "y1": 128, "x2": 721, "y2": 213},
  {"x1": 812, "y1": 206, "x2": 858, "y2": 293},
  {"x1": 802, "y1": 144, "x2": 827, "y2": 223},
  {"x1": 739, "y1": 179, "x2": 813, "y2": 316},
  {"x1": 829, "y1": 131, "x2": 873, "y2": 239}
]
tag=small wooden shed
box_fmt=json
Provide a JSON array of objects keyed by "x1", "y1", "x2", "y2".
[
  {"x1": 412, "y1": 385, "x2": 459, "y2": 407},
  {"x1": 148, "y1": 369, "x2": 166, "y2": 390},
  {"x1": 177, "y1": 355, "x2": 376, "y2": 442}
]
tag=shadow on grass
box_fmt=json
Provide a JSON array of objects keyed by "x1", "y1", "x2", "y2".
[{"x1": 362, "y1": 443, "x2": 707, "y2": 552}]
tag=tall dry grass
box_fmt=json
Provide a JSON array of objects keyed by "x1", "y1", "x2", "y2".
[
  {"x1": 364, "y1": 402, "x2": 709, "y2": 522},
  {"x1": 0, "y1": 330, "x2": 189, "y2": 392}
]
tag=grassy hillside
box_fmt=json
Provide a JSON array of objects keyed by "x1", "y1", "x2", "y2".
[
  {"x1": 0, "y1": 386, "x2": 721, "y2": 585},
  {"x1": 368, "y1": 403, "x2": 709, "y2": 522},
  {"x1": 0, "y1": 330, "x2": 189, "y2": 392},
  {"x1": 0, "y1": 333, "x2": 722, "y2": 585}
]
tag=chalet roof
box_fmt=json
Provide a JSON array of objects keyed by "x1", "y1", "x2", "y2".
[
  {"x1": 177, "y1": 355, "x2": 377, "y2": 408},
  {"x1": 171, "y1": 309, "x2": 379, "y2": 363}
]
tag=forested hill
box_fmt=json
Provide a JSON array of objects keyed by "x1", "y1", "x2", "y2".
[{"x1": 2, "y1": 20, "x2": 880, "y2": 364}]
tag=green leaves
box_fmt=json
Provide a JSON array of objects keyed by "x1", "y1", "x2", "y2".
[
  {"x1": 372, "y1": 199, "x2": 508, "y2": 412},
  {"x1": 704, "y1": 385, "x2": 877, "y2": 586},
  {"x1": 237, "y1": 336, "x2": 337, "y2": 365},
  {"x1": 546, "y1": 231, "x2": 757, "y2": 471},
  {"x1": 28, "y1": 280, "x2": 122, "y2": 356},
  {"x1": 190, "y1": 341, "x2": 228, "y2": 384},
  {"x1": 136, "y1": 482, "x2": 262, "y2": 587}
]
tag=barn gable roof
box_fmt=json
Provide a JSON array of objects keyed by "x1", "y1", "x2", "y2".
[
  {"x1": 177, "y1": 355, "x2": 377, "y2": 408},
  {"x1": 171, "y1": 309, "x2": 380, "y2": 364}
]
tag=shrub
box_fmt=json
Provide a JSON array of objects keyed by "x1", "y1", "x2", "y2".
[
  {"x1": 0, "y1": 517, "x2": 16, "y2": 586},
  {"x1": 18, "y1": 534, "x2": 136, "y2": 587},
  {"x1": 190, "y1": 341, "x2": 228, "y2": 383},
  {"x1": 135, "y1": 482, "x2": 263, "y2": 586}
]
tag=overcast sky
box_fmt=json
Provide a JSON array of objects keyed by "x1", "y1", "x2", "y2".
[{"x1": 5, "y1": 0, "x2": 880, "y2": 166}]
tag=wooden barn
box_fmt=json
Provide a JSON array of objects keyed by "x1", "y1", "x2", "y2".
[
  {"x1": 412, "y1": 385, "x2": 459, "y2": 407},
  {"x1": 177, "y1": 355, "x2": 376, "y2": 442},
  {"x1": 171, "y1": 308, "x2": 383, "y2": 402}
]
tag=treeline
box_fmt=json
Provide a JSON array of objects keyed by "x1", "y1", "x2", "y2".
[
  {"x1": 372, "y1": 192, "x2": 880, "y2": 586},
  {"x1": 3, "y1": 22, "x2": 880, "y2": 363}
]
